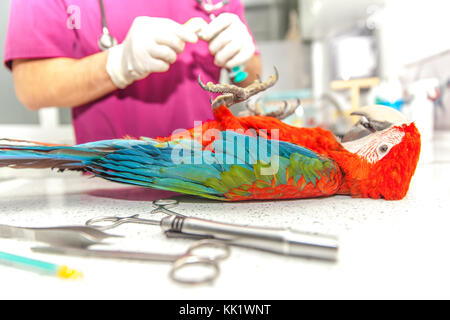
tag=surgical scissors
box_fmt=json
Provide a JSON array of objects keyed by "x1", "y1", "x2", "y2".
[
  {"x1": 86, "y1": 199, "x2": 339, "y2": 261},
  {"x1": 33, "y1": 239, "x2": 230, "y2": 284}
]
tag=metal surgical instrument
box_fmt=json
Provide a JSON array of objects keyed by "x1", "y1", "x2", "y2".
[
  {"x1": 33, "y1": 239, "x2": 229, "y2": 284},
  {"x1": 0, "y1": 223, "x2": 120, "y2": 248},
  {"x1": 86, "y1": 199, "x2": 339, "y2": 261}
]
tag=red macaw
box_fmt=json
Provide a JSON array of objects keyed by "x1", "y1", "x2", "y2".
[{"x1": 0, "y1": 72, "x2": 421, "y2": 201}]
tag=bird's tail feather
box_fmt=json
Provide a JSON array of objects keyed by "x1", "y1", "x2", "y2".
[
  {"x1": 0, "y1": 137, "x2": 227, "y2": 200},
  {"x1": 0, "y1": 139, "x2": 107, "y2": 171}
]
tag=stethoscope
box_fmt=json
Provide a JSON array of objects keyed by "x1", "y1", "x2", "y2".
[{"x1": 97, "y1": 0, "x2": 246, "y2": 82}]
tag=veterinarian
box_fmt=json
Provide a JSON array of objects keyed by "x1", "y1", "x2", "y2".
[{"x1": 4, "y1": 0, "x2": 261, "y2": 143}]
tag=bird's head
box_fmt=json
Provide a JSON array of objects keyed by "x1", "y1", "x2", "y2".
[{"x1": 340, "y1": 106, "x2": 421, "y2": 200}]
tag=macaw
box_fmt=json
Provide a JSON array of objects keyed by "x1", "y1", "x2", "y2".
[{"x1": 0, "y1": 72, "x2": 421, "y2": 201}]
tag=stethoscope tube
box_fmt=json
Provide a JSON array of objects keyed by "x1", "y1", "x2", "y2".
[{"x1": 98, "y1": 0, "x2": 118, "y2": 51}]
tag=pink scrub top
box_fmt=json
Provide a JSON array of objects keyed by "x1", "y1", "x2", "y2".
[{"x1": 4, "y1": 0, "x2": 256, "y2": 144}]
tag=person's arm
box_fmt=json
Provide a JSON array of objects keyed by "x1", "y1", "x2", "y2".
[
  {"x1": 12, "y1": 52, "x2": 116, "y2": 110},
  {"x1": 11, "y1": 17, "x2": 204, "y2": 111}
]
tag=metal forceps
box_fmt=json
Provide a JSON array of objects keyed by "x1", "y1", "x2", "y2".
[
  {"x1": 33, "y1": 239, "x2": 230, "y2": 284},
  {"x1": 86, "y1": 199, "x2": 339, "y2": 261}
]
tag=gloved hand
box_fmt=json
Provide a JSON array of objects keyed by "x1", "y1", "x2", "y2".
[
  {"x1": 106, "y1": 17, "x2": 206, "y2": 89},
  {"x1": 198, "y1": 13, "x2": 256, "y2": 69}
]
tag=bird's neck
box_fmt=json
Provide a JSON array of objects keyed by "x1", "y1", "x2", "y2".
[{"x1": 327, "y1": 148, "x2": 370, "y2": 197}]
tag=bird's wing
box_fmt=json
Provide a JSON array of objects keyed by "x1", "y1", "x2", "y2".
[
  {"x1": 0, "y1": 133, "x2": 342, "y2": 201},
  {"x1": 84, "y1": 132, "x2": 342, "y2": 201}
]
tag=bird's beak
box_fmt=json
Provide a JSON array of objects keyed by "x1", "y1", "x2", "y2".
[{"x1": 341, "y1": 105, "x2": 408, "y2": 142}]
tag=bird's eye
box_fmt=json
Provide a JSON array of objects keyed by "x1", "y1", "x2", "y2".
[{"x1": 379, "y1": 144, "x2": 389, "y2": 153}]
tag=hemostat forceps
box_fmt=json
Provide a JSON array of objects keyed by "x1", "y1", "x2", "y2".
[{"x1": 86, "y1": 199, "x2": 339, "y2": 261}]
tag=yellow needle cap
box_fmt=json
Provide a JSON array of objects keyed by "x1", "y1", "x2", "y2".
[{"x1": 57, "y1": 266, "x2": 83, "y2": 280}]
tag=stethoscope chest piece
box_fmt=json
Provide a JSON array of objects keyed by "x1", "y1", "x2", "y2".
[{"x1": 98, "y1": 28, "x2": 118, "y2": 51}]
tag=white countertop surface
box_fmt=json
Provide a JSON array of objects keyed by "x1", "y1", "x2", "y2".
[{"x1": 1, "y1": 132, "x2": 450, "y2": 300}]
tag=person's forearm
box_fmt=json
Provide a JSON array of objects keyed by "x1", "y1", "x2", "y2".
[
  {"x1": 12, "y1": 51, "x2": 117, "y2": 110},
  {"x1": 233, "y1": 54, "x2": 262, "y2": 88}
]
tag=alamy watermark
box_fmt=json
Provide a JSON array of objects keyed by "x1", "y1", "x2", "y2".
[
  {"x1": 67, "y1": 5, "x2": 81, "y2": 30},
  {"x1": 169, "y1": 123, "x2": 280, "y2": 175}
]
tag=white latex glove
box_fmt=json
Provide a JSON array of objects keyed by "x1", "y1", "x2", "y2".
[
  {"x1": 198, "y1": 13, "x2": 256, "y2": 69},
  {"x1": 106, "y1": 17, "x2": 206, "y2": 89}
]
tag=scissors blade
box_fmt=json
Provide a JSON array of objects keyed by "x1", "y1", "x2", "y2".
[
  {"x1": 0, "y1": 224, "x2": 121, "y2": 248},
  {"x1": 33, "y1": 245, "x2": 223, "y2": 285},
  {"x1": 32, "y1": 246, "x2": 178, "y2": 262}
]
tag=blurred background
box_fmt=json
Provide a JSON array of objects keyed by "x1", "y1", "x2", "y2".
[{"x1": 1, "y1": 0, "x2": 449, "y2": 144}]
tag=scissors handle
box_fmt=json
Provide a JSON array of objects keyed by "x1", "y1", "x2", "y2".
[
  {"x1": 170, "y1": 240, "x2": 230, "y2": 284},
  {"x1": 85, "y1": 216, "x2": 126, "y2": 231},
  {"x1": 170, "y1": 255, "x2": 219, "y2": 284}
]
